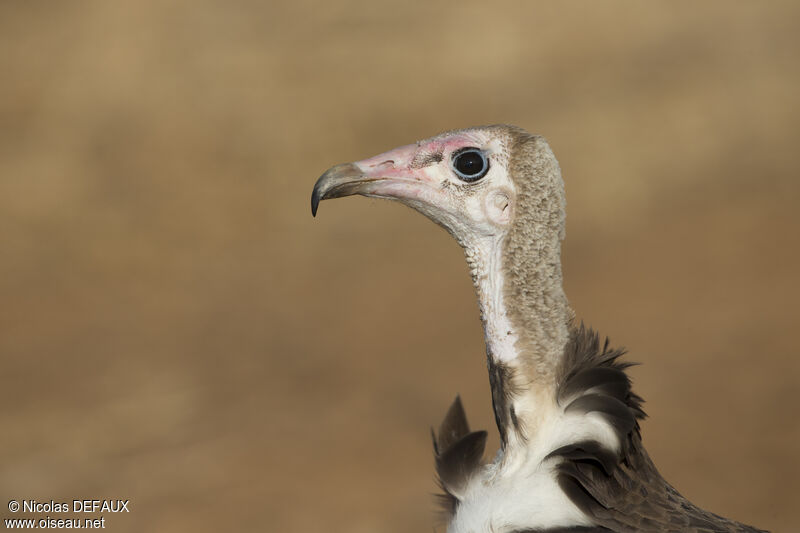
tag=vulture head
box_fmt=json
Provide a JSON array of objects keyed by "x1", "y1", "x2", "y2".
[
  {"x1": 312, "y1": 126, "x2": 570, "y2": 398},
  {"x1": 312, "y1": 125, "x2": 564, "y2": 250}
]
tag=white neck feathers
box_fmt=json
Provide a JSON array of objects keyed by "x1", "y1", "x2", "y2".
[{"x1": 465, "y1": 238, "x2": 520, "y2": 365}]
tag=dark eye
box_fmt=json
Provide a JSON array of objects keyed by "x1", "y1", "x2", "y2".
[{"x1": 451, "y1": 148, "x2": 489, "y2": 182}]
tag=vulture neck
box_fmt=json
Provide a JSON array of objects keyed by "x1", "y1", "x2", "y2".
[
  {"x1": 466, "y1": 232, "x2": 570, "y2": 386},
  {"x1": 465, "y1": 231, "x2": 570, "y2": 447},
  {"x1": 464, "y1": 134, "x2": 571, "y2": 447}
]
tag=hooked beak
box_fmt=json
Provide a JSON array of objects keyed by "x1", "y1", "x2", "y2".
[
  {"x1": 310, "y1": 163, "x2": 369, "y2": 217},
  {"x1": 311, "y1": 143, "x2": 437, "y2": 217}
]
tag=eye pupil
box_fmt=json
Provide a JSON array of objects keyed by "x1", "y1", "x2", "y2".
[
  {"x1": 452, "y1": 149, "x2": 489, "y2": 182},
  {"x1": 456, "y1": 152, "x2": 482, "y2": 174}
]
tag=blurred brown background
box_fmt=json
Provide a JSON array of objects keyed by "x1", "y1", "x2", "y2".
[{"x1": 1, "y1": 1, "x2": 798, "y2": 531}]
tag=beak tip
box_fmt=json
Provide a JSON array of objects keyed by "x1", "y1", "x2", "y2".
[
  {"x1": 310, "y1": 184, "x2": 322, "y2": 217},
  {"x1": 310, "y1": 162, "x2": 367, "y2": 218}
]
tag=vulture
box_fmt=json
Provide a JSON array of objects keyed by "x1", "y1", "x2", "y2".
[{"x1": 310, "y1": 125, "x2": 766, "y2": 533}]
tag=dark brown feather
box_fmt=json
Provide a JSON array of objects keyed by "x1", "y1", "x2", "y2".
[
  {"x1": 550, "y1": 324, "x2": 767, "y2": 533},
  {"x1": 435, "y1": 430, "x2": 488, "y2": 497},
  {"x1": 435, "y1": 395, "x2": 471, "y2": 454},
  {"x1": 432, "y1": 396, "x2": 488, "y2": 520},
  {"x1": 487, "y1": 355, "x2": 520, "y2": 447}
]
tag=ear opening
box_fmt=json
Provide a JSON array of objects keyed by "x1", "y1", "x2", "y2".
[{"x1": 485, "y1": 188, "x2": 514, "y2": 227}]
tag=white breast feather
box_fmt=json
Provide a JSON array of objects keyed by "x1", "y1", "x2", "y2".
[{"x1": 447, "y1": 405, "x2": 621, "y2": 533}]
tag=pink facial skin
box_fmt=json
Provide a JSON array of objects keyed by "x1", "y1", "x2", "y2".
[
  {"x1": 353, "y1": 135, "x2": 474, "y2": 180},
  {"x1": 311, "y1": 131, "x2": 488, "y2": 218}
]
